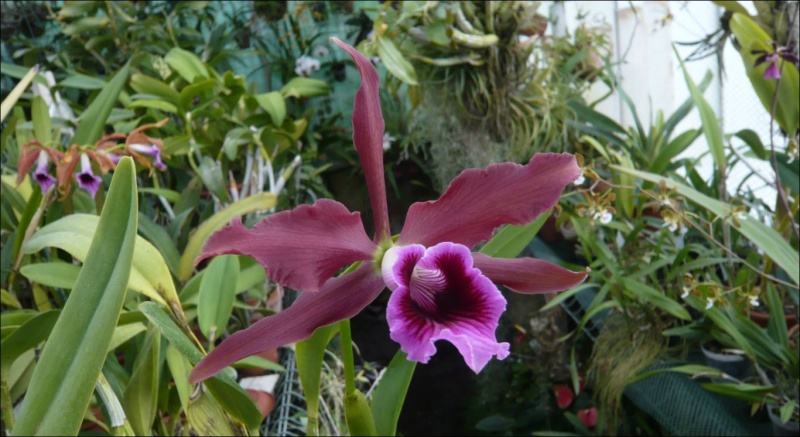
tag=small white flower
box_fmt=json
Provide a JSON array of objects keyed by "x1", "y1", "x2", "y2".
[
  {"x1": 680, "y1": 289, "x2": 690, "y2": 299},
  {"x1": 573, "y1": 173, "x2": 585, "y2": 185},
  {"x1": 295, "y1": 56, "x2": 321, "y2": 77},
  {"x1": 382, "y1": 133, "x2": 395, "y2": 151},
  {"x1": 371, "y1": 56, "x2": 381, "y2": 65},
  {"x1": 748, "y1": 295, "x2": 760, "y2": 307},
  {"x1": 599, "y1": 211, "x2": 613, "y2": 224},
  {"x1": 313, "y1": 45, "x2": 329, "y2": 58},
  {"x1": 736, "y1": 211, "x2": 748, "y2": 221},
  {"x1": 705, "y1": 298, "x2": 715, "y2": 310},
  {"x1": 664, "y1": 221, "x2": 678, "y2": 233}
]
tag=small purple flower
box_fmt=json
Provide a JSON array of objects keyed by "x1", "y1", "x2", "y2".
[
  {"x1": 129, "y1": 143, "x2": 166, "y2": 170},
  {"x1": 33, "y1": 151, "x2": 57, "y2": 193},
  {"x1": 752, "y1": 42, "x2": 799, "y2": 80},
  {"x1": 75, "y1": 153, "x2": 103, "y2": 198}
]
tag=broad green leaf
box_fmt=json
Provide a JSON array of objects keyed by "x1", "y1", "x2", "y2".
[
  {"x1": 24, "y1": 214, "x2": 177, "y2": 305},
  {"x1": 186, "y1": 385, "x2": 244, "y2": 435},
  {"x1": 128, "y1": 99, "x2": 178, "y2": 113},
  {"x1": 20, "y1": 262, "x2": 81, "y2": 289},
  {"x1": 122, "y1": 329, "x2": 161, "y2": 436},
  {"x1": 197, "y1": 155, "x2": 230, "y2": 203},
  {"x1": 137, "y1": 212, "x2": 180, "y2": 278},
  {"x1": 198, "y1": 255, "x2": 238, "y2": 339},
  {"x1": 711, "y1": 1, "x2": 749, "y2": 16},
  {"x1": 612, "y1": 165, "x2": 800, "y2": 286},
  {"x1": 58, "y1": 74, "x2": 106, "y2": 90},
  {"x1": 31, "y1": 96, "x2": 51, "y2": 145},
  {"x1": 674, "y1": 47, "x2": 725, "y2": 170},
  {"x1": 370, "y1": 350, "x2": 416, "y2": 436},
  {"x1": 139, "y1": 302, "x2": 203, "y2": 364},
  {"x1": 233, "y1": 355, "x2": 285, "y2": 372},
  {"x1": 701, "y1": 382, "x2": 774, "y2": 403},
  {"x1": 280, "y1": 77, "x2": 331, "y2": 98},
  {"x1": 129, "y1": 73, "x2": 179, "y2": 104},
  {"x1": 107, "y1": 322, "x2": 146, "y2": 352},
  {"x1": 539, "y1": 283, "x2": 596, "y2": 312},
  {"x1": 254, "y1": 91, "x2": 286, "y2": 126},
  {"x1": 204, "y1": 375, "x2": 262, "y2": 434},
  {"x1": 72, "y1": 62, "x2": 130, "y2": 146},
  {"x1": 296, "y1": 325, "x2": 338, "y2": 435},
  {"x1": 178, "y1": 192, "x2": 276, "y2": 281},
  {"x1": 345, "y1": 389, "x2": 377, "y2": 436},
  {"x1": 165, "y1": 344, "x2": 192, "y2": 411},
  {"x1": 620, "y1": 277, "x2": 691, "y2": 320},
  {"x1": 11, "y1": 157, "x2": 137, "y2": 436},
  {"x1": 480, "y1": 211, "x2": 550, "y2": 258},
  {"x1": 177, "y1": 78, "x2": 217, "y2": 114},
  {"x1": 1, "y1": 289, "x2": 22, "y2": 309},
  {"x1": 1, "y1": 64, "x2": 39, "y2": 123},
  {"x1": 376, "y1": 36, "x2": 418, "y2": 85},
  {"x1": 138, "y1": 187, "x2": 181, "y2": 203},
  {"x1": 165, "y1": 47, "x2": 209, "y2": 83},
  {"x1": 729, "y1": 13, "x2": 799, "y2": 136},
  {"x1": 62, "y1": 16, "x2": 109, "y2": 35},
  {"x1": 0, "y1": 310, "x2": 60, "y2": 371}
]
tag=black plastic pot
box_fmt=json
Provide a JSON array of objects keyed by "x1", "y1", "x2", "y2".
[
  {"x1": 700, "y1": 343, "x2": 750, "y2": 380},
  {"x1": 768, "y1": 405, "x2": 800, "y2": 437}
]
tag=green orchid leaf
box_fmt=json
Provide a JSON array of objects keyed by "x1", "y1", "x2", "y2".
[
  {"x1": 122, "y1": 328, "x2": 161, "y2": 436},
  {"x1": 1, "y1": 64, "x2": 39, "y2": 123},
  {"x1": 130, "y1": 73, "x2": 180, "y2": 105},
  {"x1": 296, "y1": 324, "x2": 338, "y2": 436},
  {"x1": 72, "y1": 61, "x2": 130, "y2": 146},
  {"x1": 376, "y1": 36, "x2": 418, "y2": 85},
  {"x1": 165, "y1": 47, "x2": 209, "y2": 83},
  {"x1": 24, "y1": 213, "x2": 181, "y2": 306},
  {"x1": 31, "y1": 96, "x2": 51, "y2": 145},
  {"x1": 674, "y1": 47, "x2": 725, "y2": 171},
  {"x1": 254, "y1": 91, "x2": 287, "y2": 126},
  {"x1": 280, "y1": 77, "x2": 331, "y2": 98},
  {"x1": 370, "y1": 350, "x2": 416, "y2": 436},
  {"x1": 0, "y1": 310, "x2": 61, "y2": 372},
  {"x1": 11, "y1": 157, "x2": 137, "y2": 436},
  {"x1": 480, "y1": 210, "x2": 550, "y2": 258},
  {"x1": 620, "y1": 277, "x2": 691, "y2": 321},
  {"x1": 198, "y1": 255, "x2": 238, "y2": 340},
  {"x1": 137, "y1": 212, "x2": 180, "y2": 278},
  {"x1": 19, "y1": 262, "x2": 81, "y2": 289},
  {"x1": 178, "y1": 192, "x2": 276, "y2": 281}
]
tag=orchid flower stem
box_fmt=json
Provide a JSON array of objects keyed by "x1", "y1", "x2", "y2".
[{"x1": 339, "y1": 319, "x2": 356, "y2": 396}]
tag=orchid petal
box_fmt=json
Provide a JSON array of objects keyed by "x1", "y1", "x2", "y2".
[
  {"x1": 763, "y1": 62, "x2": 781, "y2": 79},
  {"x1": 75, "y1": 153, "x2": 103, "y2": 198},
  {"x1": 473, "y1": 253, "x2": 589, "y2": 294},
  {"x1": 190, "y1": 263, "x2": 385, "y2": 383},
  {"x1": 386, "y1": 242, "x2": 509, "y2": 373},
  {"x1": 197, "y1": 199, "x2": 376, "y2": 292},
  {"x1": 331, "y1": 38, "x2": 390, "y2": 242},
  {"x1": 381, "y1": 244, "x2": 425, "y2": 291},
  {"x1": 398, "y1": 153, "x2": 581, "y2": 248},
  {"x1": 32, "y1": 151, "x2": 56, "y2": 193}
]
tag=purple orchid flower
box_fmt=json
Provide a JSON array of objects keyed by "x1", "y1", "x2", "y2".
[
  {"x1": 752, "y1": 42, "x2": 800, "y2": 80},
  {"x1": 188, "y1": 38, "x2": 588, "y2": 384},
  {"x1": 75, "y1": 153, "x2": 103, "y2": 198},
  {"x1": 33, "y1": 151, "x2": 57, "y2": 193},
  {"x1": 128, "y1": 143, "x2": 166, "y2": 170}
]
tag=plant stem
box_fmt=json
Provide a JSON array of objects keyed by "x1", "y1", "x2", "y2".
[
  {"x1": 339, "y1": 319, "x2": 356, "y2": 396},
  {"x1": 1, "y1": 375, "x2": 15, "y2": 431}
]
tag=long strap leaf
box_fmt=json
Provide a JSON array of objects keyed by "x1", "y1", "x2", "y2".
[{"x1": 11, "y1": 157, "x2": 138, "y2": 435}]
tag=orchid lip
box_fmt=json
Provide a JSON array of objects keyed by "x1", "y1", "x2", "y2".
[{"x1": 75, "y1": 153, "x2": 103, "y2": 198}]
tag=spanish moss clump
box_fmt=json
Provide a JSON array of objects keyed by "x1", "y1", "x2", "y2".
[{"x1": 588, "y1": 312, "x2": 667, "y2": 435}]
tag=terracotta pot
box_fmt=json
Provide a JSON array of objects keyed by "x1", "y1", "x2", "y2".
[
  {"x1": 246, "y1": 389, "x2": 276, "y2": 419},
  {"x1": 749, "y1": 308, "x2": 798, "y2": 329}
]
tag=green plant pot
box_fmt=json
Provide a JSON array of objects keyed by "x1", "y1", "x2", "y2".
[{"x1": 768, "y1": 405, "x2": 800, "y2": 437}]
